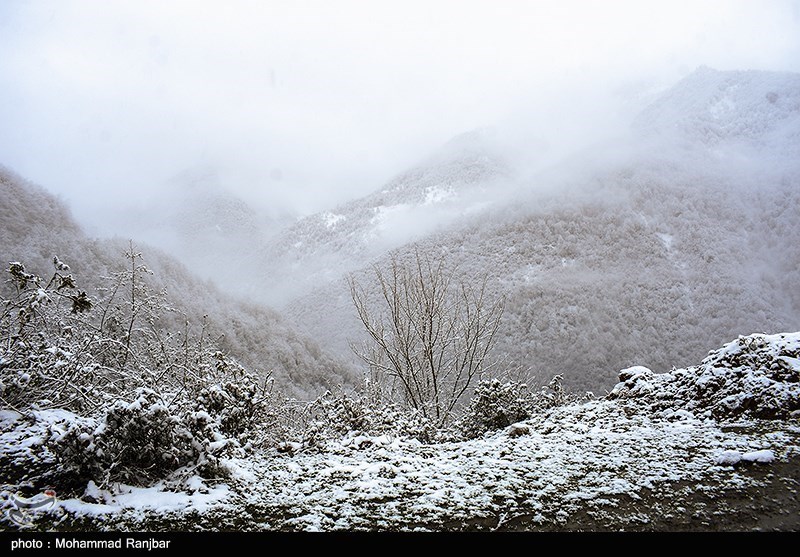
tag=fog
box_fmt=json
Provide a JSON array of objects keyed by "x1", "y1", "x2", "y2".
[{"x1": 1, "y1": 0, "x2": 798, "y2": 235}]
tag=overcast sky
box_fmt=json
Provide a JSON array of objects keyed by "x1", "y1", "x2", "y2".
[{"x1": 1, "y1": 0, "x2": 799, "y2": 230}]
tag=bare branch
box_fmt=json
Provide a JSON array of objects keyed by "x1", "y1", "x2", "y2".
[{"x1": 349, "y1": 248, "x2": 504, "y2": 426}]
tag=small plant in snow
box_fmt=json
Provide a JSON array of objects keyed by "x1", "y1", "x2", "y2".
[
  {"x1": 535, "y1": 374, "x2": 572, "y2": 409},
  {"x1": 300, "y1": 387, "x2": 438, "y2": 448},
  {"x1": 456, "y1": 379, "x2": 534, "y2": 439},
  {"x1": 457, "y1": 375, "x2": 577, "y2": 439}
]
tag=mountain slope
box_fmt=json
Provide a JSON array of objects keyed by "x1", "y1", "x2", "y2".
[
  {"x1": 258, "y1": 130, "x2": 514, "y2": 305},
  {"x1": 634, "y1": 66, "x2": 800, "y2": 156},
  {"x1": 286, "y1": 67, "x2": 800, "y2": 393},
  {"x1": 0, "y1": 166, "x2": 357, "y2": 397}
]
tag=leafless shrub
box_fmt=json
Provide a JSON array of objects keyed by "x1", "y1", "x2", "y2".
[{"x1": 349, "y1": 248, "x2": 504, "y2": 427}]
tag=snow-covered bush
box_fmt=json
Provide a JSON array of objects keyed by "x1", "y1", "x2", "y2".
[
  {"x1": 50, "y1": 376, "x2": 274, "y2": 485},
  {"x1": 457, "y1": 375, "x2": 576, "y2": 439},
  {"x1": 0, "y1": 259, "x2": 101, "y2": 411},
  {"x1": 50, "y1": 389, "x2": 196, "y2": 484},
  {"x1": 536, "y1": 374, "x2": 573, "y2": 409},
  {"x1": 310, "y1": 391, "x2": 372, "y2": 435},
  {"x1": 456, "y1": 379, "x2": 533, "y2": 439},
  {"x1": 2, "y1": 253, "x2": 280, "y2": 487},
  {"x1": 301, "y1": 389, "x2": 437, "y2": 447},
  {"x1": 196, "y1": 358, "x2": 277, "y2": 442},
  {"x1": 607, "y1": 332, "x2": 800, "y2": 419}
]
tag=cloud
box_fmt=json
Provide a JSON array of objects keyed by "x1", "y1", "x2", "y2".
[{"x1": 0, "y1": 0, "x2": 798, "y2": 230}]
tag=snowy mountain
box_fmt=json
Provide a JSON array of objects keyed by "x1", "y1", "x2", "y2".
[
  {"x1": 258, "y1": 129, "x2": 514, "y2": 305},
  {"x1": 634, "y1": 66, "x2": 800, "y2": 156},
  {"x1": 285, "y1": 67, "x2": 800, "y2": 394},
  {"x1": 105, "y1": 166, "x2": 294, "y2": 294},
  {"x1": 3, "y1": 67, "x2": 796, "y2": 398}
]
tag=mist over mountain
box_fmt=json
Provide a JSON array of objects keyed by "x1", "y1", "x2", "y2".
[
  {"x1": 284, "y1": 67, "x2": 800, "y2": 393},
  {"x1": 634, "y1": 66, "x2": 800, "y2": 154},
  {"x1": 0, "y1": 166, "x2": 357, "y2": 397},
  {"x1": 97, "y1": 166, "x2": 296, "y2": 296},
  {"x1": 256, "y1": 128, "x2": 514, "y2": 306},
  {"x1": 2, "y1": 67, "x2": 797, "y2": 397}
]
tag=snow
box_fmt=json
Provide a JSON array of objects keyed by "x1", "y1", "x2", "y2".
[
  {"x1": 656, "y1": 232, "x2": 674, "y2": 250},
  {"x1": 708, "y1": 95, "x2": 736, "y2": 119},
  {"x1": 423, "y1": 186, "x2": 455, "y2": 205},
  {"x1": 608, "y1": 332, "x2": 800, "y2": 420},
  {"x1": 321, "y1": 212, "x2": 345, "y2": 229},
  {"x1": 742, "y1": 449, "x2": 775, "y2": 464},
  {"x1": 715, "y1": 449, "x2": 775, "y2": 466},
  {"x1": 3, "y1": 332, "x2": 799, "y2": 530},
  {"x1": 58, "y1": 480, "x2": 230, "y2": 517},
  {"x1": 195, "y1": 398, "x2": 795, "y2": 530},
  {"x1": 0, "y1": 410, "x2": 21, "y2": 426},
  {"x1": 6, "y1": 396, "x2": 791, "y2": 531}
]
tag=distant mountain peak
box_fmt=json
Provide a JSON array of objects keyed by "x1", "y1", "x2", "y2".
[
  {"x1": 438, "y1": 126, "x2": 499, "y2": 154},
  {"x1": 692, "y1": 64, "x2": 718, "y2": 75},
  {"x1": 167, "y1": 164, "x2": 221, "y2": 194}
]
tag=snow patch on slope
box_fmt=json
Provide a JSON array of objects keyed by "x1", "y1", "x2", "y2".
[
  {"x1": 321, "y1": 212, "x2": 346, "y2": 229},
  {"x1": 423, "y1": 186, "x2": 455, "y2": 205}
]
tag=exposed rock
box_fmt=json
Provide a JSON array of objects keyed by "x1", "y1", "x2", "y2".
[{"x1": 506, "y1": 423, "x2": 530, "y2": 438}]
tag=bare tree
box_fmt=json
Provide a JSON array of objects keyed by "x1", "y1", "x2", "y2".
[{"x1": 349, "y1": 249, "x2": 504, "y2": 427}]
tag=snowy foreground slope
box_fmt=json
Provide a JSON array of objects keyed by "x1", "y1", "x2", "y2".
[{"x1": 2, "y1": 332, "x2": 799, "y2": 531}]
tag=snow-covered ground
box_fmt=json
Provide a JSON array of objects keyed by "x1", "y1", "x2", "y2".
[
  {"x1": 222, "y1": 402, "x2": 798, "y2": 531},
  {"x1": 2, "y1": 332, "x2": 799, "y2": 531},
  {"x1": 4, "y1": 401, "x2": 796, "y2": 531}
]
